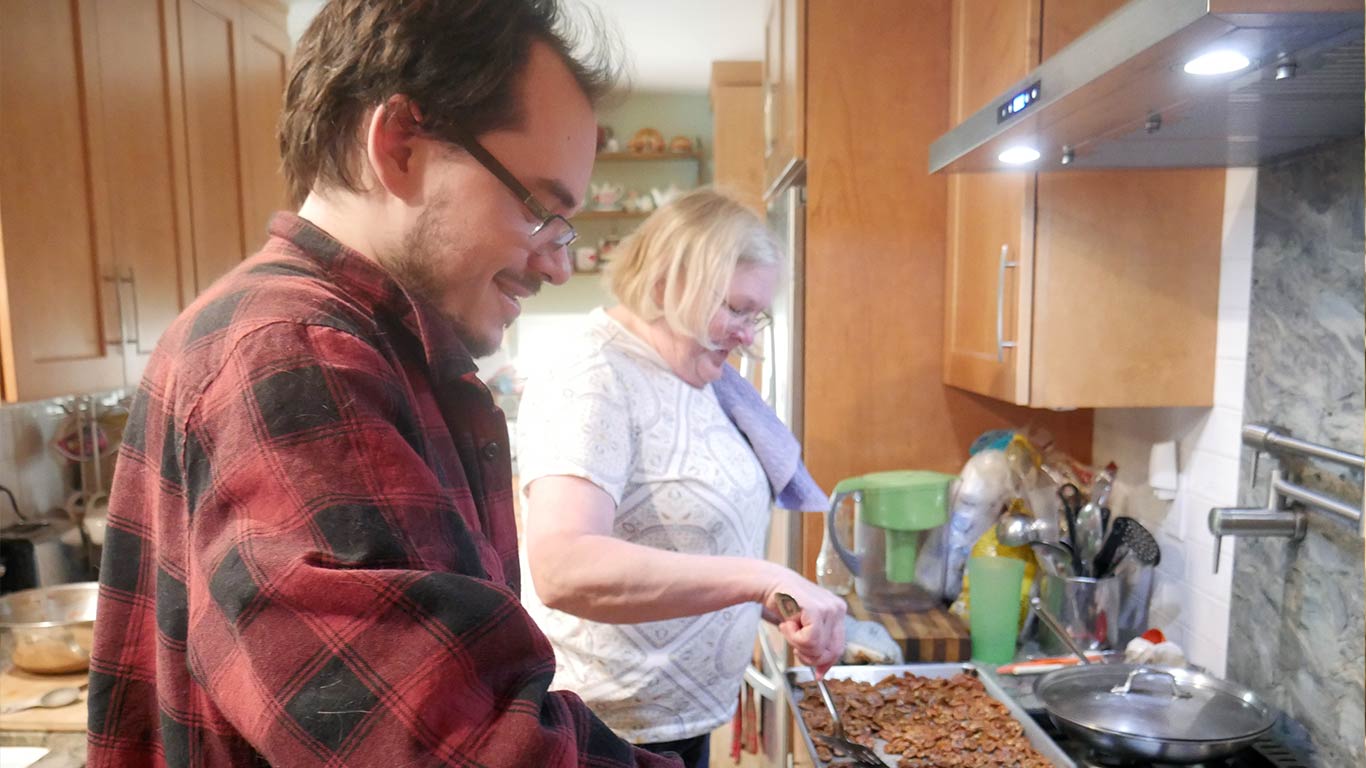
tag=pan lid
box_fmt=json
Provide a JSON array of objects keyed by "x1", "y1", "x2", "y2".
[{"x1": 1036, "y1": 664, "x2": 1278, "y2": 743}]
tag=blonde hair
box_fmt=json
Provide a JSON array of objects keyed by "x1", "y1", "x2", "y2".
[{"x1": 605, "y1": 188, "x2": 782, "y2": 346}]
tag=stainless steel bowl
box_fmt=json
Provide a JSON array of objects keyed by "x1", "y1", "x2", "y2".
[{"x1": 0, "y1": 582, "x2": 98, "y2": 674}]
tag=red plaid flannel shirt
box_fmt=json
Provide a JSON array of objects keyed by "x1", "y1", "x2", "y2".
[{"x1": 87, "y1": 213, "x2": 679, "y2": 768}]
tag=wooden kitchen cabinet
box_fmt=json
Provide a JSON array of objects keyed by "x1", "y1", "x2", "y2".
[
  {"x1": 0, "y1": 0, "x2": 289, "y2": 403},
  {"x1": 178, "y1": 0, "x2": 290, "y2": 293},
  {"x1": 0, "y1": 0, "x2": 127, "y2": 400},
  {"x1": 797, "y1": 0, "x2": 1094, "y2": 581},
  {"x1": 236, "y1": 1, "x2": 293, "y2": 255},
  {"x1": 762, "y1": 0, "x2": 804, "y2": 194},
  {"x1": 942, "y1": 0, "x2": 1041, "y2": 404},
  {"x1": 709, "y1": 61, "x2": 766, "y2": 214},
  {"x1": 943, "y1": 0, "x2": 1223, "y2": 408}
]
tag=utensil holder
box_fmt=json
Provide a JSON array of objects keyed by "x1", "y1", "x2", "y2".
[{"x1": 1035, "y1": 572, "x2": 1120, "y2": 654}]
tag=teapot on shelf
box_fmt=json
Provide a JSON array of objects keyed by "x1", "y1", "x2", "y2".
[
  {"x1": 590, "y1": 182, "x2": 625, "y2": 211},
  {"x1": 649, "y1": 184, "x2": 685, "y2": 209},
  {"x1": 623, "y1": 189, "x2": 655, "y2": 214}
]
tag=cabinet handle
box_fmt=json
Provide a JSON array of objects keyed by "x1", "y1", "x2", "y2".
[
  {"x1": 763, "y1": 83, "x2": 776, "y2": 158},
  {"x1": 101, "y1": 273, "x2": 127, "y2": 347},
  {"x1": 100, "y1": 271, "x2": 141, "y2": 349},
  {"x1": 122, "y1": 268, "x2": 141, "y2": 350},
  {"x1": 996, "y1": 244, "x2": 1018, "y2": 362}
]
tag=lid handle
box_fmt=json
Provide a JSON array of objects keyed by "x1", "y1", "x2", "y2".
[{"x1": 1109, "y1": 667, "x2": 1193, "y2": 699}]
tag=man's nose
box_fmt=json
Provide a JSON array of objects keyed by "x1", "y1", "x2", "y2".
[{"x1": 530, "y1": 245, "x2": 572, "y2": 286}]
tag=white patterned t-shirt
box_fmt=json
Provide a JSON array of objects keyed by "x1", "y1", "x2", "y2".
[{"x1": 515, "y1": 307, "x2": 772, "y2": 744}]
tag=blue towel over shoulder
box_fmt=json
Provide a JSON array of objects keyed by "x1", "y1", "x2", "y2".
[{"x1": 711, "y1": 364, "x2": 828, "y2": 512}]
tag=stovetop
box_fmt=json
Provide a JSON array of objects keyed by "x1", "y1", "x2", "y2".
[{"x1": 1027, "y1": 713, "x2": 1310, "y2": 768}]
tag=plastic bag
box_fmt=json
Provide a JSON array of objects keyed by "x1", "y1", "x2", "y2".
[
  {"x1": 949, "y1": 524, "x2": 1036, "y2": 627},
  {"x1": 939, "y1": 449, "x2": 1012, "y2": 602}
]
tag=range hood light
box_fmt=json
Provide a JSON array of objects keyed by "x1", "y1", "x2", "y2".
[
  {"x1": 998, "y1": 146, "x2": 1041, "y2": 165},
  {"x1": 1183, "y1": 49, "x2": 1251, "y2": 76}
]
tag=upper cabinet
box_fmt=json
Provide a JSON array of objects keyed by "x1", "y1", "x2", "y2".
[
  {"x1": 709, "y1": 61, "x2": 765, "y2": 214},
  {"x1": 762, "y1": 0, "x2": 804, "y2": 193},
  {"x1": 177, "y1": 0, "x2": 291, "y2": 293},
  {"x1": 236, "y1": 1, "x2": 292, "y2": 256},
  {"x1": 943, "y1": 0, "x2": 1224, "y2": 409},
  {"x1": 0, "y1": 0, "x2": 289, "y2": 403}
]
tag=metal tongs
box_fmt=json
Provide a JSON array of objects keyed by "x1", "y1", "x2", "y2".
[{"x1": 776, "y1": 593, "x2": 887, "y2": 767}]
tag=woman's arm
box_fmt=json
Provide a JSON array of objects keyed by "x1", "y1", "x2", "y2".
[{"x1": 524, "y1": 474, "x2": 845, "y2": 672}]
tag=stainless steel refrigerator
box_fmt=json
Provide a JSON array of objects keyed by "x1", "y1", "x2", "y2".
[{"x1": 739, "y1": 159, "x2": 807, "y2": 768}]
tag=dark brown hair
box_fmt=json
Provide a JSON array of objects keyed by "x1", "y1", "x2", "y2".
[{"x1": 280, "y1": 0, "x2": 621, "y2": 206}]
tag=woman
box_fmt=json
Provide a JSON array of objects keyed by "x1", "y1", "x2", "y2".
[{"x1": 516, "y1": 189, "x2": 845, "y2": 767}]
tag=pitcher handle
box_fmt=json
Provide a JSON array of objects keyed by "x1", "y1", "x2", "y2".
[{"x1": 826, "y1": 490, "x2": 862, "y2": 577}]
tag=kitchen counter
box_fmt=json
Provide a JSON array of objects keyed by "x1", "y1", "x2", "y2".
[
  {"x1": 0, "y1": 662, "x2": 87, "y2": 768},
  {"x1": 0, "y1": 730, "x2": 86, "y2": 768}
]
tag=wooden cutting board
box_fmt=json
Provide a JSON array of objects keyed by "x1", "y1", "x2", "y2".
[
  {"x1": 0, "y1": 666, "x2": 88, "y2": 732},
  {"x1": 846, "y1": 593, "x2": 971, "y2": 662}
]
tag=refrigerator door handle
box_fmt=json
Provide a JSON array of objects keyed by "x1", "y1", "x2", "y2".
[{"x1": 744, "y1": 626, "x2": 785, "y2": 702}]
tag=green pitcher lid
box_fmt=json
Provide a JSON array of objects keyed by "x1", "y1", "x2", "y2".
[{"x1": 833, "y1": 470, "x2": 954, "y2": 530}]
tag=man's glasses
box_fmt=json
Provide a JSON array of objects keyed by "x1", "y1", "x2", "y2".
[{"x1": 406, "y1": 103, "x2": 577, "y2": 251}]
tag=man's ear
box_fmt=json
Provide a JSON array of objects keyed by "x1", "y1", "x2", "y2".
[{"x1": 364, "y1": 95, "x2": 424, "y2": 201}]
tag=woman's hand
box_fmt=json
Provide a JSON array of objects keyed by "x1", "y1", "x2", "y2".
[{"x1": 760, "y1": 571, "x2": 846, "y2": 677}]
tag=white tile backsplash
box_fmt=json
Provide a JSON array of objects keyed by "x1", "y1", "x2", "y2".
[
  {"x1": 1089, "y1": 168, "x2": 1257, "y2": 677},
  {"x1": 1194, "y1": 407, "x2": 1245, "y2": 460},
  {"x1": 1214, "y1": 314, "x2": 1250, "y2": 362},
  {"x1": 1213, "y1": 358, "x2": 1247, "y2": 411}
]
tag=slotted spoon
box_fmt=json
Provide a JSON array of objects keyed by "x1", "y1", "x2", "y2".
[{"x1": 775, "y1": 593, "x2": 887, "y2": 767}]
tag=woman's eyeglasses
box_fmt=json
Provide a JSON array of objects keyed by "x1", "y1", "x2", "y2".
[{"x1": 720, "y1": 300, "x2": 773, "y2": 334}]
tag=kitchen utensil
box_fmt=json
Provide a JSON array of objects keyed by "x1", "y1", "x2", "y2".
[
  {"x1": 1034, "y1": 663, "x2": 1279, "y2": 763},
  {"x1": 1089, "y1": 462, "x2": 1117, "y2": 508},
  {"x1": 966, "y1": 556, "x2": 1026, "y2": 665},
  {"x1": 0, "y1": 582, "x2": 98, "y2": 674},
  {"x1": 826, "y1": 470, "x2": 953, "y2": 611},
  {"x1": 994, "y1": 512, "x2": 1052, "y2": 548},
  {"x1": 775, "y1": 594, "x2": 887, "y2": 767},
  {"x1": 1057, "y1": 484, "x2": 1084, "y2": 573},
  {"x1": 1094, "y1": 517, "x2": 1161, "y2": 576},
  {"x1": 1034, "y1": 572, "x2": 1120, "y2": 655},
  {"x1": 995, "y1": 652, "x2": 1104, "y2": 676},
  {"x1": 1029, "y1": 596, "x2": 1094, "y2": 665},
  {"x1": 1028, "y1": 541, "x2": 1074, "y2": 578},
  {"x1": 1073, "y1": 501, "x2": 1105, "y2": 576},
  {"x1": 0, "y1": 684, "x2": 85, "y2": 715}
]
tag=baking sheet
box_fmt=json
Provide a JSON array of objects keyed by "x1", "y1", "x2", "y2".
[{"x1": 784, "y1": 663, "x2": 1076, "y2": 768}]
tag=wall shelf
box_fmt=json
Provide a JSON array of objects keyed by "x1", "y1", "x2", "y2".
[
  {"x1": 577, "y1": 210, "x2": 650, "y2": 221},
  {"x1": 596, "y1": 150, "x2": 702, "y2": 162}
]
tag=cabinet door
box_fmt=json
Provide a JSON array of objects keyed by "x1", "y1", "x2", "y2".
[
  {"x1": 710, "y1": 62, "x2": 765, "y2": 214},
  {"x1": 177, "y1": 0, "x2": 250, "y2": 293},
  {"x1": 0, "y1": 0, "x2": 125, "y2": 402},
  {"x1": 1030, "y1": 0, "x2": 1222, "y2": 407},
  {"x1": 762, "y1": 0, "x2": 804, "y2": 193},
  {"x1": 941, "y1": 0, "x2": 1040, "y2": 405},
  {"x1": 237, "y1": 4, "x2": 290, "y2": 254},
  {"x1": 85, "y1": 0, "x2": 194, "y2": 387}
]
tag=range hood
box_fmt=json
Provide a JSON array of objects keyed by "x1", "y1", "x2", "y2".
[{"x1": 930, "y1": 0, "x2": 1364, "y2": 173}]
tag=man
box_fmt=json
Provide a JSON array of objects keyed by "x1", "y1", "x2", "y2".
[{"x1": 87, "y1": 1, "x2": 680, "y2": 766}]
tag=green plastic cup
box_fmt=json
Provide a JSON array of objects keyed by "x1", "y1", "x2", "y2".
[{"x1": 967, "y1": 556, "x2": 1026, "y2": 666}]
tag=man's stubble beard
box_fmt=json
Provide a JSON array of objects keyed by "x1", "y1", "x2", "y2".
[{"x1": 380, "y1": 201, "x2": 502, "y2": 358}]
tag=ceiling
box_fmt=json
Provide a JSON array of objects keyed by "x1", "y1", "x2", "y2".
[{"x1": 285, "y1": 0, "x2": 767, "y2": 93}]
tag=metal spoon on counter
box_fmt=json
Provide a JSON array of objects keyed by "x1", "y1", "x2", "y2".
[{"x1": 0, "y1": 685, "x2": 86, "y2": 715}]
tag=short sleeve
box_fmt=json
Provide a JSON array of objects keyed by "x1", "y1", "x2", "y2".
[{"x1": 516, "y1": 350, "x2": 635, "y2": 505}]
